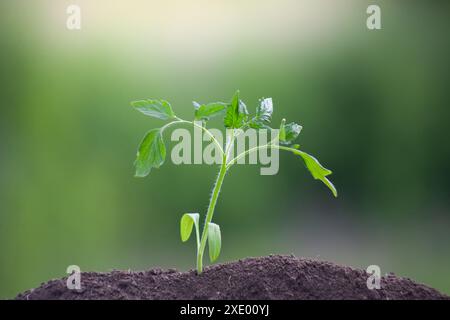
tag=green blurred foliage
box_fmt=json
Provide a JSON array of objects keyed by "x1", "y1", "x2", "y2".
[{"x1": 0, "y1": 1, "x2": 449, "y2": 297}]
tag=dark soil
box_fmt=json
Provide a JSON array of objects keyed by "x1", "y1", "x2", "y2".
[{"x1": 16, "y1": 255, "x2": 448, "y2": 300}]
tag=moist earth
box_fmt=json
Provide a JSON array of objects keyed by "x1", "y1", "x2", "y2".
[{"x1": 16, "y1": 255, "x2": 448, "y2": 300}]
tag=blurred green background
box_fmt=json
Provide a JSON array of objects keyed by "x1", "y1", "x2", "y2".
[{"x1": 1, "y1": 0, "x2": 449, "y2": 298}]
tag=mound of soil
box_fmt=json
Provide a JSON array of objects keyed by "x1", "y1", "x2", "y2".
[{"x1": 16, "y1": 255, "x2": 448, "y2": 300}]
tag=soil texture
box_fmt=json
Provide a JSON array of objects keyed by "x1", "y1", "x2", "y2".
[{"x1": 16, "y1": 255, "x2": 448, "y2": 300}]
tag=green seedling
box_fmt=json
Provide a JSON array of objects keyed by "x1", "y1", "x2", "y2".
[{"x1": 131, "y1": 91, "x2": 337, "y2": 273}]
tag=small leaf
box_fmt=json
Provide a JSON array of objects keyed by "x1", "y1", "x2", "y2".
[
  {"x1": 291, "y1": 148, "x2": 337, "y2": 197},
  {"x1": 180, "y1": 213, "x2": 200, "y2": 247},
  {"x1": 279, "y1": 119, "x2": 286, "y2": 141},
  {"x1": 239, "y1": 100, "x2": 249, "y2": 117},
  {"x1": 208, "y1": 222, "x2": 221, "y2": 262},
  {"x1": 224, "y1": 90, "x2": 248, "y2": 128},
  {"x1": 249, "y1": 98, "x2": 273, "y2": 129},
  {"x1": 280, "y1": 122, "x2": 302, "y2": 145},
  {"x1": 134, "y1": 128, "x2": 166, "y2": 177},
  {"x1": 256, "y1": 97, "x2": 273, "y2": 123},
  {"x1": 195, "y1": 102, "x2": 227, "y2": 121},
  {"x1": 131, "y1": 99, "x2": 175, "y2": 120}
]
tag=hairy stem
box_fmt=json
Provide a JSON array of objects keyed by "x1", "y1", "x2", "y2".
[
  {"x1": 196, "y1": 130, "x2": 235, "y2": 273},
  {"x1": 175, "y1": 118, "x2": 225, "y2": 155},
  {"x1": 197, "y1": 156, "x2": 227, "y2": 273}
]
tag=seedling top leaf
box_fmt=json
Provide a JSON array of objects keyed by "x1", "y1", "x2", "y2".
[
  {"x1": 194, "y1": 102, "x2": 227, "y2": 121},
  {"x1": 224, "y1": 90, "x2": 249, "y2": 129}
]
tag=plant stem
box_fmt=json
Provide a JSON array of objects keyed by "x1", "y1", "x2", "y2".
[
  {"x1": 196, "y1": 154, "x2": 228, "y2": 274},
  {"x1": 227, "y1": 135, "x2": 280, "y2": 169},
  {"x1": 174, "y1": 118, "x2": 224, "y2": 155}
]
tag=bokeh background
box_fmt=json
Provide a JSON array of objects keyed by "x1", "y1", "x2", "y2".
[{"x1": 1, "y1": 0, "x2": 449, "y2": 298}]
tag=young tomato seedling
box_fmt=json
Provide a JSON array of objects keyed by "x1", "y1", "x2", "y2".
[{"x1": 131, "y1": 91, "x2": 337, "y2": 274}]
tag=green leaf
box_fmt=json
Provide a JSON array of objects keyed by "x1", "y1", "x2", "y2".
[
  {"x1": 256, "y1": 97, "x2": 273, "y2": 123},
  {"x1": 180, "y1": 213, "x2": 200, "y2": 248},
  {"x1": 131, "y1": 99, "x2": 175, "y2": 120},
  {"x1": 208, "y1": 222, "x2": 221, "y2": 262},
  {"x1": 290, "y1": 148, "x2": 337, "y2": 197},
  {"x1": 224, "y1": 90, "x2": 248, "y2": 128},
  {"x1": 249, "y1": 97, "x2": 273, "y2": 129},
  {"x1": 249, "y1": 121, "x2": 271, "y2": 129},
  {"x1": 134, "y1": 128, "x2": 166, "y2": 177},
  {"x1": 279, "y1": 119, "x2": 286, "y2": 141},
  {"x1": 280, "y1": 121, "x2": 302, "y2": 145},
  {"x1": 194, "y1": 102, "x2": 227, "y2": 121}
]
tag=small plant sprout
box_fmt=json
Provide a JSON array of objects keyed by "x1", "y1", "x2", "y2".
[{"x1": 131, "y1": 91, "x2": 337, "y2": 274}]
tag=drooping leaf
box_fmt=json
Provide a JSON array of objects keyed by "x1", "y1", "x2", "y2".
[
  {"x1": 195, "y1": 102, "x2": 227, "y2": 121},
  {"x1": 180, "y1": 213, "x2": 200, "y2": 248},
  {"x1": 208, "y1": 222, "x2": 221, "y2": 262},
  {"x1": 280, "y1": 121, "x2": 302, "y2": 145},
  {"x1": 289, "y1": 148, "x2": 337, "y2": 197},
  {"x1": 224, "y1": 90, "x2": 248, "y2": 128},
  {"x1": 131, "y1": 99, "x2": 175, "y2": 120},
  {"x1": 134, "y1": 128, "x2": 166, "y2": 177}
]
